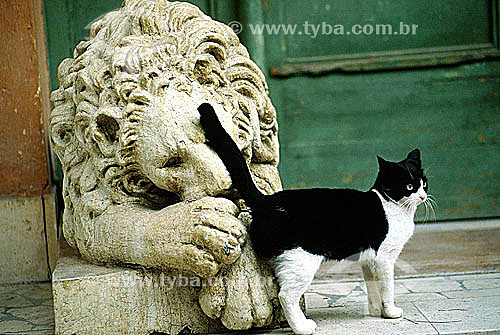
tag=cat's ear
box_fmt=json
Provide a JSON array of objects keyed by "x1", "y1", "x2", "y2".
[{"x1": 407, "y1": 148, "x2": 421, "y2": 165}]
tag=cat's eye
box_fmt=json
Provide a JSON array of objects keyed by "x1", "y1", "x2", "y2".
[
  {"x1": 423, "y1": 181, "x2": 427, "y2": 188},
  {"x1": 406, "y1": 184, "x2": 414, "y2": 191}
]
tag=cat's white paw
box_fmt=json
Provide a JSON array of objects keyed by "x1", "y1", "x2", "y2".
[
  {"x1": 368, "y1": 303, "x2": 382, "y2": 317},
  {"x1": 291, "y1": 319, "x2": 317, "y2": 334},
  {"x1": 382, "y1": 305, "x2": 403, "y2": 319}
]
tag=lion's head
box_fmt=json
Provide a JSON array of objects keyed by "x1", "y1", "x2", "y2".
[{"x1": 49, "y1": 0, "x2": 281, "y2": 248}]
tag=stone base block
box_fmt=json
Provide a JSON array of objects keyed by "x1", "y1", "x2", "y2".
[
  {"x1": 52, "y1": 256, "x2": 226, "y2": 335},
  {"x1": 0, "y1": 192, "x2": 58, "y2": 284}
]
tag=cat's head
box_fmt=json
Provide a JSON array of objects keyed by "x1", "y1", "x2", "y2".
[{"x1": 373, "y1": 149, "x2": 428, "y2": 207}]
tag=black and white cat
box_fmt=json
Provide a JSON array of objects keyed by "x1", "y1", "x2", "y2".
[{"x1": 198, "y1": 103, "x2": 430, "y2": 335}]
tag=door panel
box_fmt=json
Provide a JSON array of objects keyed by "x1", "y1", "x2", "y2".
[
  {"x1": 255, "y1": 1, "x2": 500, "y2": 221},
  {"x1": 265, "y1": 0, "x2": 499, "y2": 75},
  {"x1": 275, "y1": 63, "x2": 499, "y2": 221},
  {"x1": 277, "y1": 0, "x2": 492, "y2": 59}
]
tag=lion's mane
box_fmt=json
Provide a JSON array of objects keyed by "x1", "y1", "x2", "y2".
[{"x1": 49, "y1": 0, "x2": 280, "y2": 249}]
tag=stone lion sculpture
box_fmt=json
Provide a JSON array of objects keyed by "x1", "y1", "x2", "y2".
[{"x1": 49, "y1": 0, "x2": 284, "y2": 332}]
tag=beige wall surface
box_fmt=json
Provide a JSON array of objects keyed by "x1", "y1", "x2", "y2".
[{"x1": 0, "y1": 0, "x2": 57, "y2": 284}]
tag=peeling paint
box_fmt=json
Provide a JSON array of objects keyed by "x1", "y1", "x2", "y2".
[{"x1": 342, "y1": 173, "x2": 353, "y2": 184}]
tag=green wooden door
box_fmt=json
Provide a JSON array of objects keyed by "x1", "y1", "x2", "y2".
[
  {"x1": 237, "y1": 0, "x2": 500, "y2": 222},
  {"x1": 45, "y1": 1, "x2": 499, "y2": 222}
]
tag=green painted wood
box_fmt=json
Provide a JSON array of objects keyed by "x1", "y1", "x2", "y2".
[
  {"x1": 45, "y1": 0, "x2": 123, "y2": 91},
  {"x1": 264, "y1": 0, "x2": 494, "y2": 63},
  {"x1": 209, "y1": 0, "x2": 238, "y2": 26},
  {"x1": 252, "y1": 1, "x2": 500, "y2": 221},
  {"x1": 238, "y1": 0, "x2": 267, "y2": 72},
  {"x1": 260, "y1": 1, "x2": 500, "y2": 75},
  {"x1": 274, "y1": 63, "x2": 499, "y2": 221}
]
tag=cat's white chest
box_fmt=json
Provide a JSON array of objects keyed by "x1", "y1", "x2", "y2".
[
  {"x1": 373, "y1": 190, "x2": 415, "y2": 246},
  {"x1": 386, "y1": 203, "x2": 415, "y2": 242}
]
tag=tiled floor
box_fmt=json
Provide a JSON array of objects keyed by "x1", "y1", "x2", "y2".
[
  {"x1": 0, "y1": 282, "x2": 54, "y2": 335},
  {"x1": 302, "y1": 272, "x2": 500, "y2": 335},
  {"x1": 1, "y1": 273, "x2": 500, "y2": 335}
]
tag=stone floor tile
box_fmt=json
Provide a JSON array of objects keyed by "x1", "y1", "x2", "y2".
[
  {"x1": 396, "y1": 292, "x2": 448, "y2": 303},
  {"x1": 2, "y1": 273, "x2": 500, "y2": 335},
  {"x1": 14, "y1": 283, "x2": 53, "y2": 302},
  {"x1": 305, "y1": 292, "x2": 331, "y2": 309},
  {"x1": 402, "y1": 277, "x2": 463, "y2": 293},
  {"x1": 306, "y1": 282, "x2": 368, "y2": 307},
  {"x1": 307, "y1": 302, "x2": 438, "y2": 335},
  {"x1": 412, "y1": 296, "x2": 500, "y2": 334},
  {"x1": 443, "y1": 272, "x2": 500, "y2": 281},
  {"x1": 9, "y1": 305, "x2": 54, "y2": 329},
  {"x1": 442, "y1": 287, "x2": 500, "y2": 299},
  {"x1": 0, "y1": 292, "x2": 36, "y2": 308},
  {"x1": 0, "y1": 319, "x2": 34, "y2": 334},
  {"x1": 460, "y1": 277, "x2": 500, "y2": 290},
  {"x1": 308, "y1": 282, "x2": 360, "y2": 295}
]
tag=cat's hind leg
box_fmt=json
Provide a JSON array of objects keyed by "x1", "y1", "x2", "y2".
[
  {"x1": 273, "y1": 248, "x2": 324, "y2": 335},
  {"x1": 359, "y1": 248, "x2": 383, "y2": 317}
]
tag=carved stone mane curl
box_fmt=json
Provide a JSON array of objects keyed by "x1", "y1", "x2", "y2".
[{"x1": 49, "y1": 0, "x2": 279, "y2": 249}]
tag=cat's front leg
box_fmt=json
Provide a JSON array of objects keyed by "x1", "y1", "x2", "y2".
[
  {"x1": 375, "y1": 259, "x2": 403, "y2": 319},
  {"x1": 361, "y1": 263, "x2": 383, "y2": 317},
  {"x1": 360, "y1": 249, "x2": 382, "y2": 317}
]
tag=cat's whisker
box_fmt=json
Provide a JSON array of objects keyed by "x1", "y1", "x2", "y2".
[
  {"x1": 427, "y1": 202, "x2": 434, "y2": 222},
  {"x1": 420, "y1": 194, "x2": 437, "y2": 223},
  {"x1": 429, "y1": 198, "x2": 438, "y2": 210},
  {"x1": 430, "y1": 206, "x2": 437, "y2": 222},
  {"x1": 423, "y1": 201, "x2": 432, "y2": 223},
  {"x1": 426, "y1": 196, "x2": 437, "y2": 222},
  {"x1": 427, "y1": 196, "x2": 438, "y2": 211},
  {"x1": 400, "y1": 199, "x2": 412, "y2": 212},
  {"x1": 411, "y1": 202, "x2": 418, "y2": 211},
  {"x1": 420, "y1": 201, "x2": 427, "y2": 223},
  {"x1": 406, "y1": 199, "x2": 418, "y2": 214}
]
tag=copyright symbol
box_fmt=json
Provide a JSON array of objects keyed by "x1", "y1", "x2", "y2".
[{"x1": 228, "y1": 21, "x2": 243, "y2": 34}]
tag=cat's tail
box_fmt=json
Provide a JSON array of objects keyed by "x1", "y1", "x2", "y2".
[{"x1": 198, "y1": 103, "x2": 264, "y2": 203}]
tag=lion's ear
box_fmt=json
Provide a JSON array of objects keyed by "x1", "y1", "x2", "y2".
[{"x1": 92, "y1": 110, "x2": 120, "y2": 157}]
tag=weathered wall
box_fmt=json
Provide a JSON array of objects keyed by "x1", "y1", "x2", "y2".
[
  {"x1": 0, "y1": 0, "x2": 51, "y2": 197},
  {"x1": 0, "y1": 0, "x2": 57, "y2": 284}
]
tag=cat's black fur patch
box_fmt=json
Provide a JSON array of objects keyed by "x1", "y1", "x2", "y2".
[
  {"x1": 198, "y1": 103, "x2": 423, "y2": 259},
  {"x1": 249, "y1": 188, "x2": 388, "y2": 259}
]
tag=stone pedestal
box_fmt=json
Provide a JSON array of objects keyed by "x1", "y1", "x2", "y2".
[{"x1": 52, "y1": 256, "x2": 226, "y2": 335}]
